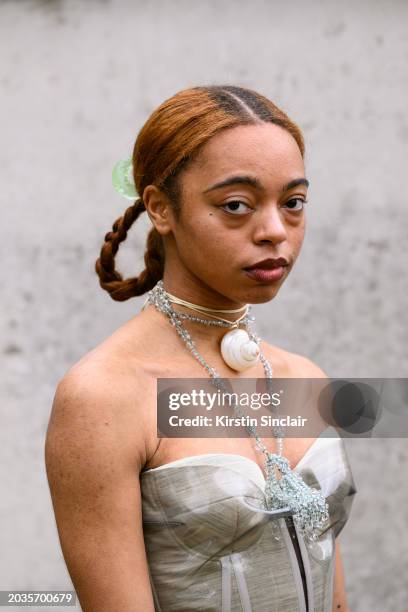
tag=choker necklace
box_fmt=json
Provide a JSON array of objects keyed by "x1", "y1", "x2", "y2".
[
  {"x1": 143, "y1": 285, "x2": 260, "y2": 372},
  {"x1": 143, "y1": 280, "x2": 330, "y2": 543}
]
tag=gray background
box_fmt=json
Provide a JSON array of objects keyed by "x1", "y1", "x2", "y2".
[{"x1": 1, "y1": 0, "x2": 407, "y2": 610}]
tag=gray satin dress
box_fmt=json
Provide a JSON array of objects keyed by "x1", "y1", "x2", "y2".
[{"x1": 140, "y1": 426, "x2": 357, "y2": 612}]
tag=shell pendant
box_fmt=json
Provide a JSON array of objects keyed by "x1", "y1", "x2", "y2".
[{"x1": 220, "y1": 328, "x2": 260, "y2": 372}]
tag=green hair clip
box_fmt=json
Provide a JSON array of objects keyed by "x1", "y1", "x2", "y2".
[{"x1": 112, "y1": 157, "x2": 138, "y2": 200}]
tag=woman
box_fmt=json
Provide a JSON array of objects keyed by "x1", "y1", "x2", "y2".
[{"x1": 45, "y1": 85, "x2": 356, "y2": 611}]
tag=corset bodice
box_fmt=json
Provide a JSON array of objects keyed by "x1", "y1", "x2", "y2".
[{"x1": 140, "y1": 427, "x2": 357, "y2": 611}]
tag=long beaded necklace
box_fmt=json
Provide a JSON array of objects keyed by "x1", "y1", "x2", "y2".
[{"x1": 143, "y1": 280, "x2": 329, "y2": 543}]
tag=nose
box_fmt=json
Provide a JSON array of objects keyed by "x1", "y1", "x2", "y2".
[{"x1": 252, "y1": 205, "x2": 287, "y2": 245}]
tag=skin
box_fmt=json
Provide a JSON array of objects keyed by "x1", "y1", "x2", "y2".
[
  {"x1": 333, "y1": 539, "x2": 350, "y2": 611},
  {"x1": 45, "y1": 122, "x2": 349, "y2": 611}
]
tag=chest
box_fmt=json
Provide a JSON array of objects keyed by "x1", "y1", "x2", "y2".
[{"x1": 138, "y1": 352, "x2": 317, "y2": 472}]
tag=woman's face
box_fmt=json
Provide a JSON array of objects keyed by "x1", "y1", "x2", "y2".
[{"x1": 155, "y1": 122, "x2": 308, "y2": 306}]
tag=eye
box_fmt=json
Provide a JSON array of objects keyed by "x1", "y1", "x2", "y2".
[
  {"x1": 283, "y1": 198, "x2": 308, "y2": 211},
  {"x1": 220, "y1": 200, "x2": 252, "y2": 215}
]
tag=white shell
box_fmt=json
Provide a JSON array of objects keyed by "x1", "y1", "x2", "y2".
[{"x1": 220, "y1": 329, "x2": 260, "y2": 372}]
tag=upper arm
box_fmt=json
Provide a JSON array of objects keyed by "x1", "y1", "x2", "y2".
[
  {"x1": 45, "y1": 368, "x2": 155, "y2": 612},
  {"x1": 332, "y1": 539, "x2": 350, "y2": 611}
]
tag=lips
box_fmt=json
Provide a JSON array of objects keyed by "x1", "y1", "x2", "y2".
[{"x1": 244, "y1": 257, "x2": 289, "y2": 270}]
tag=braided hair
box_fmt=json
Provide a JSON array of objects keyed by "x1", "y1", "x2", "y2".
[{"x1": 95, "y1": 198, "x2": 164, "y2": 301}]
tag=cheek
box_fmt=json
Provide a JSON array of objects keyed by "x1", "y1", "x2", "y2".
[
  {"x1": 293, "y1": 226, "x2": 305, "y2": 248},
  {"x1": 182, "y1": 214, "x2": 242, "y2": 260},
  {"x1": 288, "y1": 217, "x2": 306, "y2": 249}
]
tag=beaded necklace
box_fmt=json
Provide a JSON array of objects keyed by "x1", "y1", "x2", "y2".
[{"x1": 143, "y1": 280, "x2": 329, "y2": 542}]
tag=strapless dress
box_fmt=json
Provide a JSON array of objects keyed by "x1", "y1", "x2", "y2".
[{"x1": 140, "y1": 426, "x2": 357, "y2": 612}]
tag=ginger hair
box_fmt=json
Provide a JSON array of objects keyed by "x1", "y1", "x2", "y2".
[{"x1": 95, "y1": 84, "x2": 305, "y2": 301}]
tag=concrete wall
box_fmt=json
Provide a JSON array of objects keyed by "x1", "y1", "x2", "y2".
[{"x1": 1, "y1": 0, "x2": 407, "y2": 610}]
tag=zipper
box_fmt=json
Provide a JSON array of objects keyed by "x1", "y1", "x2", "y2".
[
  {"x1": 292, "y1": 518, "x2": 315, "y2": 612},
  {"x1": 280, "y1": 517, "x2": 310, "y2": 612},
  {"x1": 285, "y1": 516, "x2": 309, "y2": 611}
]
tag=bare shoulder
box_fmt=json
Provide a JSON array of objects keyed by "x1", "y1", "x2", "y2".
[
  {"x1": 47, "y1": 352, "x2": 154, "y2": 473},
  {"x1": 261, "y1": 341, "x2": 329, "y2": 379},
  {"x1": 261, "y1": 343, "x2": 330, "y2": 441},
  {"x1": 285, "y1": 349, "x2": 329, "y2": 378},
  {"x1": 47, "y1": 308, "x2": 174, "y2": 474}
]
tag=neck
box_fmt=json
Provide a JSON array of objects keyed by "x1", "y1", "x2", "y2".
[
  {"x1": 163, "y1": 277, "x2": 247, "y2": 309},
  {"x1": 144, "y1": 279, "x2": 250, "y2": 349}
]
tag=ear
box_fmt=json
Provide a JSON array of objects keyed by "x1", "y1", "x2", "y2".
[{"x1": 142, "y1": 185, "x2": 174, "y2": 236}]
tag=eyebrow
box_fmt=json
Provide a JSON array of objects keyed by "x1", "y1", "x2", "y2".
[{"x1": 202, "y1": 175, "x2": 310, "y2": 194}]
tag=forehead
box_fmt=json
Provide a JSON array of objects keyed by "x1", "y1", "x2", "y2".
[{"x1": 189, "y1": 123, "x2": 304, "y2": 181}]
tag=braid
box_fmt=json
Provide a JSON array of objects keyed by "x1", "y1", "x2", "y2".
[{"x1": 95, "y1": 198, "x2": 164, "y2": 301}]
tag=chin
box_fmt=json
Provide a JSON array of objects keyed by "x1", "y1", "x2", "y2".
[
  {"x1": 245, "y1": 286, "x2": 281, "y2": 304},
  {"x1": 228, "y1": 282, "x2": 281, "y2": 306}
]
